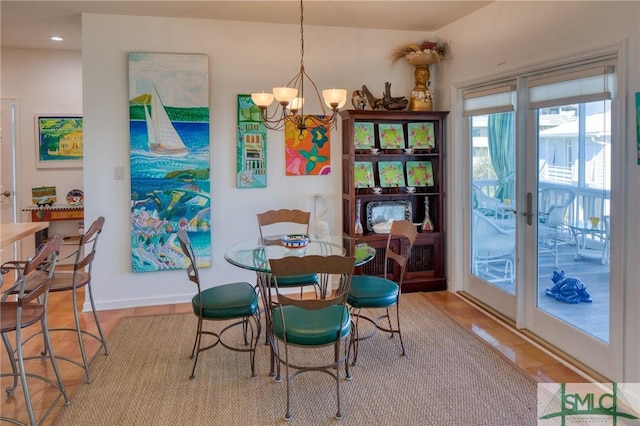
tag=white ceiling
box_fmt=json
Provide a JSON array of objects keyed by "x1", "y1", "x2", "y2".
[{"x1": 1, "y1": 1, "x2": 492, "y2": 51}]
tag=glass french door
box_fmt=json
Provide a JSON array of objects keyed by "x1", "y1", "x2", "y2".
[
  {"x1": 525, "y1": 99, "x2": 616, "y2": 378},
  {"x1": 463, "y1": 56, "x2": 621, "y2": 379},
  {"x1": 466, "y1": 111, "x2": 517, "y2": 320}
]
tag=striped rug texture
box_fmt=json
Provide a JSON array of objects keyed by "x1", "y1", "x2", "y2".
[{"x1": 56, "y1": 292, "x2": 537, "y2": 425}]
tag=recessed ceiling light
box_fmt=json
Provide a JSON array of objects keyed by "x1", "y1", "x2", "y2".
[{"x1": 50, "y1": 36, "x2": 63, "y2": 42}]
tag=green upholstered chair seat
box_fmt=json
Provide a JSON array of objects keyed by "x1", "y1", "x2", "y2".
[
  {"x1": 347, "y1": 275, "x2": 399, "y2": 308},
  {"x1": 272, "y1": 305, "x2": 351, "y2": 346},
  {"x1": 270, "y1": 273, "x2": 318, "y2": 287},
  {"x1": 192, "y1": 281, "x2": 259, "y2": 319}
]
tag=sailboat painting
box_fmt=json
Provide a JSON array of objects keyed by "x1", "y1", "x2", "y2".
[{"x1": 128, "y1": 53, "x2": 210, "y2": 273}]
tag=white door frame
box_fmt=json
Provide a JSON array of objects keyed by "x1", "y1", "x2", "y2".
[
  {"x1": 452, "y1": 44, "x2": 625, "y2": 381},
  {"x1": 1, "y1": 97, "x2": 21, "y2": 264}
]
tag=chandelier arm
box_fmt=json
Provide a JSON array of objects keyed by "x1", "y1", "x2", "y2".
[
  {"x1": 301, "y1": 67, "x2": 329, "y2": 116},
  {"x1": 251, "y1": 0, "x2": 344, "y2": 133}
]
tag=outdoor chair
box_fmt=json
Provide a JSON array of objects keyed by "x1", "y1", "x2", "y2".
[
  {"x1": 472, "y1": 209, "x2": 515, "y2": 283},
  {"x1": 268, "y1": 254, "x2": 356, "y2": 421},
  {"x1": 1, "y1": 235, "x2": 69, "y2": 426},
  {"x1": 176, "y1": 229, "x2": 260, "y2": 380},
  {"x1": 538, "y1": 188, "x2": 575, "y2": 267},
  {"x1": 347, "y1": 219, "x2": 417, "y2": 365},
  {"x1": 472, "y1": 184, "x2": 500, "y2": 217}
]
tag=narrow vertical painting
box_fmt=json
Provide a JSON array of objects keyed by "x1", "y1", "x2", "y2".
[
  {"x1": 237, "y1": 95, "x2": 267, "y2": 188},
  {"x1": 128, "y1": 53, "x2": 210, "y2": 272},
  {"x1": 285, "y1": 116, "x2": 330, "y2": 176}
]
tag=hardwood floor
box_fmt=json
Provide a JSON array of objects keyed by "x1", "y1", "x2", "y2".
[{"x1": 1, "y1": 286, "x2": 593, "y2": 425}]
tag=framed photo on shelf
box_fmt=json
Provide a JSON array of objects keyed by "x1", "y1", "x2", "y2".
[{"x1": 35, "y1": 114, "x2": 83, "y2": 169}]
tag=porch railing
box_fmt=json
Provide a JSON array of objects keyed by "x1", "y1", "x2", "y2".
[{"x1": 472, "y1": 179, "x2": 610, "y2": 225}]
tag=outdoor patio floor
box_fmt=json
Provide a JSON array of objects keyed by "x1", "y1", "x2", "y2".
[{"x1": 476, "y1": 241, "x2": 609, "y2": 342}]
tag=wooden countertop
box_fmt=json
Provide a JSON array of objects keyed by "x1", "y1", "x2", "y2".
[{"x1": 1, "y1": 222, "x2": 49, "y2": 248}]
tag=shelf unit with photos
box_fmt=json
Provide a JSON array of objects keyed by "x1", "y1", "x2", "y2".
[{"x1": 341, "y1": 110, "x2": 448, "y2": 292}]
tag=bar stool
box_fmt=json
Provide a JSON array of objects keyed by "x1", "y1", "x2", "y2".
[{"x1": 1, "y1": 235, "x2": 70, "y2": 425}]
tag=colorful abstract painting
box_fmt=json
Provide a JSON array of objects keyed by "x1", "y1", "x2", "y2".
[
  {"x1": 285, "y1": 116, "x2": 330, "y2": 176},
  {"x1": 237, "y1": 95, "x2": 267, "y2": 188},
  {"x1": 128, "y1": 53, "x2": 210, "y2": 272}
]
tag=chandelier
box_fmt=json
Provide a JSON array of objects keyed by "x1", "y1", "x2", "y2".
[{"x1": 251, "y1": 0, "x2": 347, "y2": 132}]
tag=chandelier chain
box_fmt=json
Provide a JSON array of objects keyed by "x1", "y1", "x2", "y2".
[
  {"x1": 250, "y1": 0, "x2": 346, "y2": 132},
  {"x1": 299, "y1": 0, "x2": 305, "y2": 69}
]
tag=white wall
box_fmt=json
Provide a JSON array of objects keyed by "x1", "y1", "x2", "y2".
[
  {"x1": 1, "y1": 49, "x2": 84, "y2": 252},
  {"x1": 5, "y1": 2, "x2": 639, "y2": 383},
  {"x1": 434, "y1": 1, "x2": 640, "y2": 383},
  {"x1": 81, "y1": 13, "x2": 427, "y2": 309}
]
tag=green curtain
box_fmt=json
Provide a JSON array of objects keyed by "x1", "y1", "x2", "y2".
[{"x1": 487, "y1": 112, "x2": 515, "y2": 200}]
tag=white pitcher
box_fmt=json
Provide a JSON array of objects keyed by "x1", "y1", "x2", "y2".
[{"x1": 314, "y1": 194, "x2": 330, "y2": 239}]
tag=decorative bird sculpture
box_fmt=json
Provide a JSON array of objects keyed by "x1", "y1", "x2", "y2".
[{"x1": 361, "y1": 85, "x2": 384, "y2": 111}]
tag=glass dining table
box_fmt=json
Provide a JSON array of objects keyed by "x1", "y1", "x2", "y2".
[{"x1": 224, "y1": 234, "x2": 374, "y2": 375}]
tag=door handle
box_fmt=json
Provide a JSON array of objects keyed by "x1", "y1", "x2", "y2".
[
  {"x1": 1, "y1": 191, "x2": 11, "y2": 198},
  {"x1": 523, "y1": 192, "x2": 534, "y2": 225}
]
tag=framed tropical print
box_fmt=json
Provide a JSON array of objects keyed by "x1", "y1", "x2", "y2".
[{"x1": 35, "y1": 114, "x2": 83, "y2": 169}]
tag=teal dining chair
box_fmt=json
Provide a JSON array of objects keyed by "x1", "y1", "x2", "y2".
[
  {"x1": 268, "y1": 255, "x2": 356, "y2": 421},
  {"x1": 176, "y1": 229, "x2": 260, "y2": 380},
  {"x1": 256, "y1": 208, "x2": 319, "y2": 298},
  {"x1": 347, "y1": 219, "x2": 417, "y2": 365}
]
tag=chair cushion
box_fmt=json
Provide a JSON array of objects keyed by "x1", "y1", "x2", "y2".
[
  {"x1": 347, "y1": 275, "x2": 399, "y2": 308},
  {"x1": 272, "y1": 305, "x2": 351, "y2": 346},
  {"x1": 270, "y1": 273, "x2": 318, "y2": 288},
  {"x1": 192, "y1": 282, "x2": 259, "y2": 319}
]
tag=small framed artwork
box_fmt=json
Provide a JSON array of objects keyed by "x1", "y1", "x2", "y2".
[
  {"x1": 378, "y1": 123, "x2": 405, "y2": 149},
  {"x1": 378, "y1": 161, "x2": 406, "y2": 187},
  {"x1": 35, "y1": 114, "x2": 83, "y2": 169},
  {"x1": 354, "y1": 122, "x2": 375, "y2": 149},
  {"x1": 407, "y1": 122, "x2": 435, "y2": 150}
]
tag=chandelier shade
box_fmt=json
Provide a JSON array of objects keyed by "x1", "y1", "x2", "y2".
[{"x1": 250, "y1": 0, "x2": 346, "y2": 132}]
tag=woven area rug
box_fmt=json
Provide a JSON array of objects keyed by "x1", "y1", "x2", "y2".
[{"x1": 56, "y1": 293, "x2": 537, "y2": 425}]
